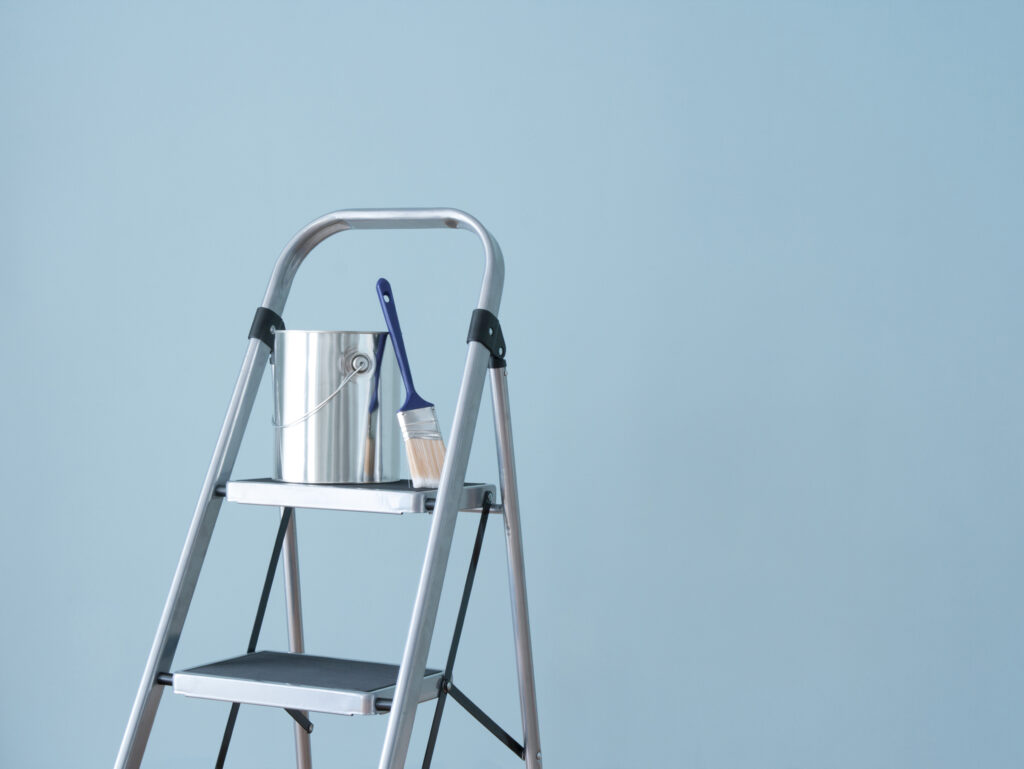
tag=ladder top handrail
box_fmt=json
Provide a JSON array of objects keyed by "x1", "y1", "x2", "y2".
[{"x1": 260, "y1": 208, "x2": 504, "y2": 318}]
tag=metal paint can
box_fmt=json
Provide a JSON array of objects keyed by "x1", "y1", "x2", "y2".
[{"x1": 272, "y1": 330, "x2": 400, "y2": 483}]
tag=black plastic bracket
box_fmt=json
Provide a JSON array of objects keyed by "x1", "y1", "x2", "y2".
[
  {"x1": 248, "y1": 306, "x2": 285, "y2": 351},
  {"x1": 467, "y1": 310, "x2": 506, "y2": 367}
]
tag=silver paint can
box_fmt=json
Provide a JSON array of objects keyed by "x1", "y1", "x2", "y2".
[{"x1": 272, "y1": 330, "x2": 400, "y2": 483}]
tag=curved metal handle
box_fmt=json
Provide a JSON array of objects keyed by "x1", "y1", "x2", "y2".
[
  {"x1": 260, "y1": 208, "x2": 504, "y2": 319},
  {"x1": 271, "y1": 357, "x2": 367, "y2": 430}
]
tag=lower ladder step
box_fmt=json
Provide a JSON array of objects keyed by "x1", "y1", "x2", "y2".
[{"x1": 172, "y1": 651, "x2": 442, "y2": 716}]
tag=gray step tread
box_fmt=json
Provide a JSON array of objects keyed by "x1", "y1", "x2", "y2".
[
  {"x1": 172, "y1": 651, "x2": 442, "y2": 715},
  {"x1": 225, "y1": 478, "x2": 495, "y2": 514}
]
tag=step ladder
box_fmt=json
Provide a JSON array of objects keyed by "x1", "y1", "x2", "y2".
[{"x1": 113, "y1": 209, "x2": 544, "y2": 769}]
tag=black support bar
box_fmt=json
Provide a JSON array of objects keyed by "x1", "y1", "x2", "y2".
[
  {"x1": 246, "y1": 507, "x2": 294, "y2": 654},
  {"x1": 215, "y1": 508, "x2": 300, "y2": 769},
  {"x1": 422, "y1": 494, "x2": 492, "y2": 769},
  {"x1": 285, "y1": 708, "x2": 314, "y2": 734},
  {"x1": 420, "y1": 680, "x2": 448, "y2": 767},
  {"x1": 444, "y1": 493, "x2": 491, "y2": 680},
  {"x1": 214, "y1": 706, "x2": 240, "y2": 769},
  {"x1": 446, "y1": 681, "x2": 525, "y2": 760}
]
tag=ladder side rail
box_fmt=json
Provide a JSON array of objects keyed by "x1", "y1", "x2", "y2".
[
  {"x1": 115, "y1": 339, "x2": 270, "y2": 769},
  {"x1": 378, "y1": 339, "x2": 492, "y2": 769},
  {"x1": 282, "y1": 509, "x2": 313, "y2": 769},
  {"x1": 490, "y1": 363, "x2": 543, "y2": 769}
]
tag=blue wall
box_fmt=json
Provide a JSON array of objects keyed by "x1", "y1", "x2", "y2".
[{"x1": 3, "y1": 3, "x2": 1022, "y2": 767}]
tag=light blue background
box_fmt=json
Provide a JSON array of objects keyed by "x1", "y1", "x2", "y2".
[{"x1": 2, "y1": 2, "x2": 1022, "y2": 768}]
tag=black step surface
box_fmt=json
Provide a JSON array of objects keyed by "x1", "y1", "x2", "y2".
[{"x1": 180, "y1": 651, "x2": 440, "y2": 693}]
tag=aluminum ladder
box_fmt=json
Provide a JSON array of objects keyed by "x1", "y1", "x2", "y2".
[{"x1": 113, "y1": 209, "x2": 543, "y2": 769}]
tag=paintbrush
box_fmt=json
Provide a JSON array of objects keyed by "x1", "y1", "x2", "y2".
[{"x1": 376, "y1": 278, "x2": 446, "y2": 488}]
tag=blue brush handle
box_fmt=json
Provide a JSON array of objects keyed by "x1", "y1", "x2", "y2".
[
  {"x1": 376, "y1": 278, "x2": 433, "y2": 412},
  {"x1": 367, "y1": 331, "x2": 389, "y2": 414}
]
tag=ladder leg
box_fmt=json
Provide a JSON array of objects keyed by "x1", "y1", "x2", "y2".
[
  {"x1": 114, "y1": 340, "x2": 270, "y2": 769},
  {"x1": 489, "y1": 363, "x2": 543, "y2": 769},
  {"x1": 282, "y1": 508, "x2": 312, "y2": 769},
  {"x1": 378, "y1": 342, "x2": 491, "y2": 769}
]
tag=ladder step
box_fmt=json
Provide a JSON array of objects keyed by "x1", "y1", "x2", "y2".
[
  {"x1": 224, "y1": 478, "x2": 496, "y2": 514},
  {"x1": 172, "y1": 651, "x2": 442, "y2": 716}
]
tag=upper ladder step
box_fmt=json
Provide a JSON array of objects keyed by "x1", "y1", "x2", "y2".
[
  {"x1": 224, "y1": 478, "x2": 496, "y2": 514},
  {"x1": 172, "y1": 651, "x2": 442, "y2": 716}
]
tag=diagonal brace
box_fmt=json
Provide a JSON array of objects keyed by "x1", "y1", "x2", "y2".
[
  {"x1": 215, "y1": 507, "x2": 309, "y2": 769},
  {"x1": 422, "y1": 494, "x2": 525, "y2": 765},
  {"x1": 446, "y1": 680, "x2": 525, "y2": 760},
  {"x1": 421, "y1": 495, "x2": 491, "y2": 767},
  {"x1": 285, "y1": 708, "x2": 314, "y2": 734}
]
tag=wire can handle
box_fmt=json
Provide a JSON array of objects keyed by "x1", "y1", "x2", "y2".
[{"x1": 272, "y1": 353, "x2": 370, "y2": 429}]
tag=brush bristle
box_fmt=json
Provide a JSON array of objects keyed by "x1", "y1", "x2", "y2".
[
  {"x1": 398, "y1": 406, "x2": 446, "y2": 488},
  {"x1": 406, "y1": 436, "x2": 446, "y2": 488}
]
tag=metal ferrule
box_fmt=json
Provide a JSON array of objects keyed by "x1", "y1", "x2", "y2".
[{"x1": 397, "y1": 407, "x2": 443, "y2": 441}]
